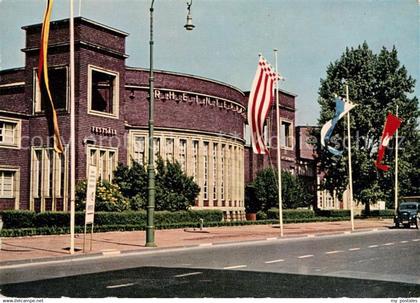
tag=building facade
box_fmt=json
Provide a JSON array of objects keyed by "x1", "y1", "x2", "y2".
[{"x1": 0, "y1": 17, "x2": 300, "y2": 220}]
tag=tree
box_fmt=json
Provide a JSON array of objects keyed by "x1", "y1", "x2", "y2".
[
  {"x1": 315, "y1": 42, "x2": 419, "y2": 212},
  {"x1": 249, "y1": 167, "x2": 312, "y2": 211},
  {"x1": 113, "y1": 158, "x2": 200, "y2": 212}
]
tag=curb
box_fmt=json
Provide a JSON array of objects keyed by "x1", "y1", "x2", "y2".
[{"x1": 0, "y1": 227, "x2": 389, "y2": 268}]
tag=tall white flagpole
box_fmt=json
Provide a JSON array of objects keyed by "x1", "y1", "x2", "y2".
[
  {"x1": 274, "y1": 49, "x2": 284, "y2": 237},
  {"x1": 70, "y1": 0, "x2": 76, "y2": 254},
  {"x1": 394, "y1": 105, "x2": 399, "y2": 214},
  {"x1": 346, "y1": 84, "x2": 355, "y2": 232},
  {"x1": 78, "y1": 0, "x2": 81, "y2": 16}
]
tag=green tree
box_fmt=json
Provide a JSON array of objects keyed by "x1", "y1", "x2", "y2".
[
  {"x1": 155, "y1": 158, "x2": 200, "y2": 211},
  {"x1": 250, "y1": 167, "x2": 312, "y2": 211},
  {"x1": 315, "y1": 42, "x2": 419, "y2": 212}
]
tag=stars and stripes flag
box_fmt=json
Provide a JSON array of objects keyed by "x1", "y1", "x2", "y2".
[
  {"x1": 375, "y1": 113, "x2": 402, "y2": 171},
  {"x1": 247, "y1": 56, "x2": 280, "y2": 154},
  {"x1": 38, "y1": 0, "x2": 64, "y2": 153},
  {"x1": 320, "y1": 96, "x2": 356, "y2": 156}
]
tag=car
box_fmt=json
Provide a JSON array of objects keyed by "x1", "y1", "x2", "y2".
[{"x1": 394, "y1": 201, "x2": 420, "y2": 229}]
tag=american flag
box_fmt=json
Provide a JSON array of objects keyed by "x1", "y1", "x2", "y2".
[{"x1": 247, "y1": 56, "x2": 280, "y2": 154}]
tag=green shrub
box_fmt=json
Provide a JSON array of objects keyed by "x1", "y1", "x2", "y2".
[
  {"x1": 256, "y1": 210, "x2": 267, "y2": 220},
  {"x1": 267, "y1": 208, "x2": 315, "y2": 220},
  {"x1": 315, "y1": 209, "x2": 350, "y2": 217},
  {"x1": 0, "y1": 210, "x2": 36, "y2": 229},
  {"x1": 361, "y1": 209, "x2": 394, "y2": 217}
]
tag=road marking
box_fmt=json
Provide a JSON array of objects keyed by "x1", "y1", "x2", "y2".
[
  {"x1": 223, "y1": 265, "x2": 247, "y2": 270},
  {"x1": 412, "y1": 239, "x2": 420, "y2": 242},
  {"x1": 325, "y1": 250, "x2": 343, "y2": 254},
  {"x1": 383, "y1": 242, "x2": 394, "y2": 246},
  {"x1": 106, "y1": 283, "x2": 134, "y2": 289},
  {"x1": 199, "y1": 243, "x2": 213, "y2": 247},
  {"x1": 174, "y1": 272, "x2": 202, "y2": 278},
  {"x1": 264, "y1": 259, "x2": 285, "y2": 264},
  {"x1": 400, "y1": 241, "x2": 409, "y2": 243},
  {"x1": 298, "y1": 255, "x2": 314, "y2": 259},
  {"x1": 368, "y1": 245, "x2": 378, "y2": 248},
  {"x1": 348, "y1": 248, "x2": 360, "y2": 251}
]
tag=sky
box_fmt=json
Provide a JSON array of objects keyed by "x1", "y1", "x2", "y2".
[{"x1": 0, "y1": 0, "x2": 418, "y2": 125}]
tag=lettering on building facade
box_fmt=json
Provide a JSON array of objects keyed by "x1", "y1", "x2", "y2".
[
  {"x1": 153, "y1": 89, "x2": 246, "y2": 117},
  {"x1": 91, "y1": 126, "x2": 117, "y2": 136}
]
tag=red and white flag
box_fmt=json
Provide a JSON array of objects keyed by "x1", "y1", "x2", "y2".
[
  {"x1": 375, "y1": 113, "x2": 402, "y2": 171},
  {"x1": 247, "y1": 56, "x2": 280, "y2": 154}
]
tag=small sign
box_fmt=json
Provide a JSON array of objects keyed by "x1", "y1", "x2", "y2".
[{"x1": 85, "y1": 165, "x2": 97, "y2": 225}]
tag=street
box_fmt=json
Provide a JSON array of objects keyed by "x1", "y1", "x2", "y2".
[{"x1": 1, "y1": 229, "x2": 419, "y2": 297}]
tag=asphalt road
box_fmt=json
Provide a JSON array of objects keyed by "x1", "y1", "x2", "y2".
[{"x1": 1, "y1": 229, "x2": 419, "y2": 298}]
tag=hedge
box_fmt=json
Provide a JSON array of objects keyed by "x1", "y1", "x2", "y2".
[
  {"x1": 360, "y1": 209, "x2": 395, "y2": 218},
  {"x1": 267, "y1": 208, "x2": 316, "y2": 220},
  {"x1": 0, "y1": 209, "x2": 223, "y2": 229},
  {"x1": 0, "y1": 217, "x2": 353, "y2": 237}
]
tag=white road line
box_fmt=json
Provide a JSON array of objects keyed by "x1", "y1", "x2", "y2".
[
  {"x1": 412, "y1": 239, "x2": 420, "y2": 242},
  {"x1": 400, "y1": 241, "x2": 409, "y2": 243},
  {"x1": 383, "y1": 242, "x2": 395, "y2": 246},
  {"x1": 325, "y1": 250, "x2": 343, "y2": 254},
  {"x1": 298, "y1": 255, "x2": 314, "y2": 259},
  {"x1": 348, "y1": 248, "x2": 360, "y2": 251},
  {"x1": 174, "y1": 272, "x2": 202, "y2": 278},
  {"x1": 264, "y1": 259, "x2": 285, "y2": 264},
  {"x1": 368, "y1": 245, "x2": 379, "y2": 248},
  {"x1": 223, "y1": 265, "x2": 247, "y2": 270},
  {"x1": 106, "y1": 283, "x2": 134, "y2": 289},
  {"x1": 199, "y1": 243, "x2": 213, "y2": 247}
]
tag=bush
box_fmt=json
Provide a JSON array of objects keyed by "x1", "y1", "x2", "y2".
[
  {"x1": 267, "y1": 208, "x2": 315, "y2": 220},
  {"x1": 361, "y1": 209, "x2": 394, "y2": 217},
  {"x1": 76, "y1": 180, "x2": 130, "y2": 212},
  {"x1": 315, "y1": 209, "x2": 350, "y2": 218},
  {"x1": 256, "y1": 210, "x2": 268, "y2": 220},
  {"x1": 0, "y1": 210, "x2": 223, "y2": 231}
]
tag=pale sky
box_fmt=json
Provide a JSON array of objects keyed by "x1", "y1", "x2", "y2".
[{"x1": 0, "y1": 0, "x2": 418, "y2": 125}]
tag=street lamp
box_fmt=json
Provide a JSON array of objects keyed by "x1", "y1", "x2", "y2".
[{"x1": 146, "y1": 0, "x2": 195, "y2": 247}]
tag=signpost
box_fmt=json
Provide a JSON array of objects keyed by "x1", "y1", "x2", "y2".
[{"x1": 84, "y1": 165, "x2": 97, "y2": 252}]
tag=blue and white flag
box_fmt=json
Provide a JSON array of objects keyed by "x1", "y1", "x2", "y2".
[{"x1": 320, "y1": 97, "x2": 356, "y2": 156}]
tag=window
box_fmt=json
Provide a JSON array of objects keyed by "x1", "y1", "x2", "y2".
[
  {"x1": 221, "y1": 144, "x2": 225, "y2": 201},
  {"x1": 34, "y1": 66, "x2": 68, "y2": 112},
  {"x1": 213, "y1": 143, "x2": 218, "y2": 200},
  {"x1": 0, "y1": 119, "x2": 19, "y2": 148},
  {"x1": 203, "y1": 142, "x2": 209, "y2": 200},
  {"x1": 280, "y1": 120, "x2": 293, "y2": 148},
  {"x1": 31, "y1": 148, "x2": 66, "y2": 199},
  {"x1": 192, "y1": 140, "x2": 199, "y2": 181},
  {"x1": 0, "y1": 171, "x2": 15, "y2": 198},
  {"x1": 244, "y1": 124, "x2": 251, "y2": 146},
  {"x1": 165, "y1": 138, "x2": 174, "y2": 162},
  {"x1": 88, "y1": 66, "x2": 119, "y2": 117},
  {"x1": 179, "y1": 139, "x2": 187, "y2": 172},
  {"x1": 87, "y1": 146, "x2": 118, "y2": 182},
  {"x1": 133, "y1": 136, "x2": 145, "y2": 164},
  {"x1": 154, "y1": 138, "x2": 160, "y2": 159}
]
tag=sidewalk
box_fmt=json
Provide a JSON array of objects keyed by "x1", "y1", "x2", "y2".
[{"x1": 0, "y1": 219, "x2": 393, "y2": 266}]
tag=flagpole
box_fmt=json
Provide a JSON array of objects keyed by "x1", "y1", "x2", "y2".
[
  {"x1": 394, "y1": 105, "x2": 399, "y2": 214},
  {"x1": 69, "y1": 0, "x2": 76, "y2": 254},
  {"x1": 345, "y1": 84, "x2": 355, "y2": 232},
  {"x1": 78, "y1": 0, "x2": 81, "y2": 17},
  {"x1": 274, "y1": 49, "x2": 284, "y2": 237}
]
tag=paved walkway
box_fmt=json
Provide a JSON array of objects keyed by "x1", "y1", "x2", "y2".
[{"x1": 0, "y1": 219, "x2": 393, "y2": 266}]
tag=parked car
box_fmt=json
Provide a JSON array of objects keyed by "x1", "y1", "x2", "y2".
[{"x1": 394, "y1": 201, "x2": 420, "y2": 229}]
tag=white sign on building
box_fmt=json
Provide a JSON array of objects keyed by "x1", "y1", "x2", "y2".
[{"x1": 85, "y1": 165, "x2": 97, "y2": 225}]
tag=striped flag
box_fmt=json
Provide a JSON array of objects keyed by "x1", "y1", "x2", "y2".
[
  {"x1": 38, "y1": 0, "x2": 64, "y2": 153},
  {"x1": 247, "y1": 56, "x2": 280, "y2": 154},
  {"x1": 320, "y1": 96, "x2": 356, "y2": 156},
  {"x1": 375, "y1": 113, "x2": 402, "y2": 171}
]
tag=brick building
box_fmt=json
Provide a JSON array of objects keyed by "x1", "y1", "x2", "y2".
[{"x1": 0, "y1": 17, "x2": 298, "y2": 220}]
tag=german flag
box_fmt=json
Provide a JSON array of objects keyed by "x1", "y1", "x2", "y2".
[{"x1": 38, "y1": 0, "x2": 64, "y2": 153}]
